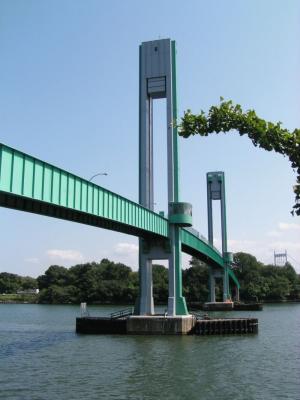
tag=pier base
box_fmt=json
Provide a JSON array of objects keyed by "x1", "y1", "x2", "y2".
[
  {"x1": 76, "y1": 315, "x2": 258, "y2": 335},
  {"x1": 195, "y1": 318, "x2": 258, "y2": 335},
  {"x1": 76, "y1": 317, "x2": 127, "y2": 334},
  {"x1": 203, "y1": 302, "x2": 234, "y2": 311},
  {"x1": 233, "y1": 302, "x2": 263, "y2": 311},
  {"x1": 126, "y1": 315, "x2": 195, "y2": 335}
]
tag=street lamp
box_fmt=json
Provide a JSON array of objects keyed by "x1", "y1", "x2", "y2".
[{"x1": 88, "y1": 172, "x2": 108, "y2": 182}]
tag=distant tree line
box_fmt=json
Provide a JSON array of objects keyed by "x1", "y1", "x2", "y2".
[
  {"x1": 37, "y1": 259, "x2": 139, "y2": 304},
  {"x1": 0, "y1": 272, "x2": 37, "y2": 294},
  {"x1": 233, "y1": 252, "x2": 300, "y2": 302},
  {"x1": 1, "y1": 252, "x2": 299, "y2": 304}
]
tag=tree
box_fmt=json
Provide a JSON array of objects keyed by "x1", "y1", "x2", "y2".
[
  {"x1": 21, "y1": 276, "x2": 37, "y2": 290},
  {"x1": 179, "y1": 99, "x2": 300, "y2": 215},
  {"x1": 37, "y1": 265, "x2": 69, "y2": 289},
  {"x1": 0, "y1": 273, "x2": 22, "y2": 293},
  {"x1": 233, "y1": 252, "x2": 300, "y2": 301},
  {"x1": 152, "y1": 264, "x2": 168, "y2": 303},
  {"x1": 4, "y1": 254, "x2": 297, "y2": 304},
  {"x1": 182, "y1": 257, "x2": 209, "y2": 302},
  {"x1": 36, "y1": 259, "x2": 140, "y2": 304},
  {"x1": 0, "y1": 272, "x2": 37, "y2": 293}
]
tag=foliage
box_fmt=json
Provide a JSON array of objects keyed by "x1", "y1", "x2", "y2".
[
  {"x1": 152, "y1": 264, "x2": 168, "y2": 303},
  {"x1": 37, "y1": 259, "x2": 139, "y2": 304},
  {"x1": 178, "y1": 99, "x2": 300, "y2": 215},
  {"x1": 234, "y1": 253, "x2": 300, "y2": 301},
  {"x1": 0, "y1": 293, "x2": 38, "y2": 303},
  {"x1": 185, "y1": 254, "x2": 300, "y2": 302},
  {"x1": 0, "y1": 272, "x2": 37, "y2": 294},
  {"x1": 2, "y1": 254, "x2": 300, "y2": 304},
  {"x1": 183, "y1": 258, "x2": 209, "y2": 302}
]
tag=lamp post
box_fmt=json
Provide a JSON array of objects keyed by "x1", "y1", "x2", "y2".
[{"x1": 88, "y1": 172, "x2": 108, "y2": 182}]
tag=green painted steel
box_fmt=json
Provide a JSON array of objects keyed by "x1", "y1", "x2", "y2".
[
  {"x1": 169, "y1": 202, "x2": 193, "y2": 227},
  {"x1": 171, "y1": 40, "x2": 180, "y2": 203},
  {"x1": 0, "y1": 142, "x2": 240, "y2": 288},
  {"x1": 175, "y1": 227, "x2": 188, "y2": 315},
  {"x1": 221, "y1": 173, "x2": 228, "y2": 255},
  {"x1": 228, "y1": 268, "x2": 240, "y2": 289},
  {"x1": 181, "y1": 228, "x2": 224, "y2": 266},
  {"x1": 169, "y1": 214, "x2": 192, "y2": 226},
  {"x1": 181, "y1": 229, "x2": 240, "y2": 289},
  {"x1": 171, "y1": 40, "x2": 188, "y2": 315},
  {"x1": 0, "y1": 143, "x2": 168, "y2": 238}
]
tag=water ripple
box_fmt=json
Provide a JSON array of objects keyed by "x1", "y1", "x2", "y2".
[{"x1": 0, "y1": 304, "x2": 299, "y2": 400}]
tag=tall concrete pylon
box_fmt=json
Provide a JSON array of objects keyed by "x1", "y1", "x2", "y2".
[
  {"x1": 137, "y1": 39, "x2": 192, "y2": 316},
  {"x1": 207, "y1": 172, "x2": 233, "y2": 302}
]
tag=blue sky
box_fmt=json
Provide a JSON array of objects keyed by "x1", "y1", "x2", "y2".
[{"x1": 1, "y1": 0, "x2": 300, "y2": 276}]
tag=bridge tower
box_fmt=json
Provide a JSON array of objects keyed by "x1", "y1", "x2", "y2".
[
  {"x1": 206, "y1": 171, "x2": 235, "y2": 302},
  {"x1": 137, "y1": 39, "x2": 192, "y2": 316}
]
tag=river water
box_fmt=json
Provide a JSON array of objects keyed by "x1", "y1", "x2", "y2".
[{"x1": 0, "y1": 304, "x2": 299, "y2": 400}]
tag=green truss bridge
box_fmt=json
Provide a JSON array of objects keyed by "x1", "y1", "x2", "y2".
[
  {"x1": 0, "y1": 39, "x2": 240, "y2": 316},
  {"x1": 0, "y1": 143, "x2": 239, "y2": 286}
]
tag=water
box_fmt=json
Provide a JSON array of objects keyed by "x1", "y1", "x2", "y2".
[{"x1": 0, "y1": 304, "x2": 299, "y2": 400}]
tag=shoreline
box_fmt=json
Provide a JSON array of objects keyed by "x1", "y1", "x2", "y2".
[{"x1": 1, "y1": 299, "x2": 300, "y2": 305}]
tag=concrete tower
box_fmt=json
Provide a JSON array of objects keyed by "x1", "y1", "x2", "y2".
[
  {"x1": 207, "y1": 171, "x2": 232, "y2": 302},
  {"x1": 137, "y1": 39, "x2": 191, "y2": 316}
]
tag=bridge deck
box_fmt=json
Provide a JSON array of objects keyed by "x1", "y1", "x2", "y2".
[
  {"x1": 0, "y1": 143, "x2": 168, "y2": 238},
  {"x1": 0, "y1": 143, "x2": 239, "y2": 287}
]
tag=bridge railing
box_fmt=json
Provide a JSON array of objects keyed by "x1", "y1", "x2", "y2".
[
  {"x1": 181, "y1": 228, "x2": 224, "y2": 267},
  {"x1": 110, "y1": 308, "x2": 134, "y2": 319},
  {"x1": 181, "y1": 228, "x2": 240, "y2": 287},
  {"x1": 184, "y1": 227, "x2": 222, "y2": 256}
]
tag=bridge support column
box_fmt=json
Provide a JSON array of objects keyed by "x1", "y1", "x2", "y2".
[
  {"x1": 235, "y1": 285, "x2": 240, "y2": 302},
  {"x1": 223, "y1": 252, "x2": 233, "y2": 301},
  {"x1": 223, "y1": 265, "x2": 230, "y2": 302},
  {"x1": 207, "y1": 172, "x2": 233, "y2": 302},
  {"x1": 209, "y1": 269, "x2": 216, "y2": 303},
  {"x1": 138, "y1": 39, "x2": 189, "y2": 316},
  {"x1": 139, "y1": 255, "x2": 154, "y2": 315},
  {"x1": 168, "y1": 225, "x2": 188, "y2": 316}
]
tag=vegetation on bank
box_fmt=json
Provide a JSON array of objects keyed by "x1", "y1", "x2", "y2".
[
  {"x1": 234, "y1": 253, "x2": 300, "y2": 302},
  {"x1": 1, "y1": 252, "x2": 299, "y2": 304},
  {"x1": 0, "y1": 272, "x2": 37, "y2": 294},
  {"x1": 0, "y1": 293, "x2": 38, "y2": 303}
]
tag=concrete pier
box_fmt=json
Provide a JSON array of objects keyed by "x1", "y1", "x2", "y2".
[
  {"x1": 203, "y1": 302, "x2": 234, "y2": 311},
  {"x1": 126, "y1": 315, "x2": 195, "y2": 335},
  {"x1": 76, "y1": 315, "x2": 258, "y2": 335},
  {"x1": 233, "y1": 302, "x2": 263, "y2": 311},
  {"x1": 188, "y1": 302, "x2": 263, "y2": 311},
  {"x1": 76, "y1": 317, "x2": 126, "y2": 334}
]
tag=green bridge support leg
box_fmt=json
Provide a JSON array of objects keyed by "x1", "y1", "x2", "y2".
[
  {"x1": 175, "y1": 227, "x2": 188, "y2": 315},
  {"x1": 223, "y1": 265, "x2": 231, "y2": 302},
  {"x1": 209, "y1": 267, "x2": 216, "y2": 302},
  {"x1": 168, "y1": 225, "x2": 188, "y2": 316}
]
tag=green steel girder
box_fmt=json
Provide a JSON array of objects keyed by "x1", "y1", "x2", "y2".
[
  {"x1": 0, "y1": 143, "x2": 168, "y2": 238},
  {"x1": 181, "y1": 228, "x2": 224, "y2": 267},
  {"x1": 0, "y1": 143, "x2": 240, "y2": 287}
]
